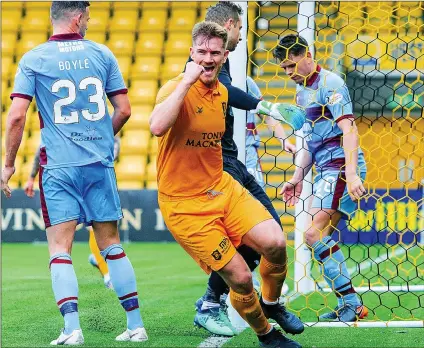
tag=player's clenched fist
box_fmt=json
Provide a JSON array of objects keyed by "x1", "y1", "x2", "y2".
[{"x1": 183, "y1": 62, "x2": 205, "y2": 85}]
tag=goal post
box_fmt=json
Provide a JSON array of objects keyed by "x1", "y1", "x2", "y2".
[{"x1": 293, "y1": 0, "x2": 315, "y2": 296}]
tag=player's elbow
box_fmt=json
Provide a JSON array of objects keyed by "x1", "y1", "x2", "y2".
[
  {"x1": 149, "y1": 115, "x2": 166, "y2": 137},
  {"x1": 150, "y1": 122, "x2": 166, "y2": 137},
  {"x1": 7, "y1": 110, "x2": 26, "y2": 128},
  {"x1": 119, "y1": 104, "x2": 131, "y2": 120}
]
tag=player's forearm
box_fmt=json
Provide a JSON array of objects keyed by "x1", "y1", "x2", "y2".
[
  {"x1": 342, "y1": 130, "x2": 359, "y2": 177},
  {"x1": 30, "y1": 148, "x2": 41, "y2": 179},
  {"x1": 111, "y1": 108, "x2": 130, "y2": 135},
  {"x1": 265, "y1": 116, "x2": 289, "y2": 147},
  {"x1": 4, "y1": 112, "x2": 26, "y2": 167},
  {"x1": 292, "y1": 148, "x2": 313, "y2": 183},
  {"x1": 150, "y1": 80, "x2": 192, "y2": 137},
  {"x1": 338, "y1": 118, "x2": 360, "y2": 176}
]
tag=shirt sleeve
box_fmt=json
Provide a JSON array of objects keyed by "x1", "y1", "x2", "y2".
[
  {"x1": 218, "y1": 67, "x2": 260, "y2": 110},
  {"x1": 322, "y1": 83, "x2": 354, "y2": 122},
  {"x1": 155, "y1": 77, "x2": 180, "y2": 105},
  {"x1": 10, "y1": 55, "x2": 35, "y2": 101},
  {"x1": 105, "y1": 47, "x2": 127, "y2": 97}
]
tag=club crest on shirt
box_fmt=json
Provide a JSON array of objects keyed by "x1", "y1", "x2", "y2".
[
  {"x1": 221, "y1": 102, "x2": 227, "y2": 118},
  {"x1": 327, "y1": 93, "x2": 343, "y2": 105},
  {"x1": 211, "y1": 249, "x2": 222, "y2": 261},
  {"x1": 196, "y1": 105, "x2": 203, "y2": 114}
]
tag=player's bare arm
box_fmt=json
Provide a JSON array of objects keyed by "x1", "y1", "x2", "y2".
[
  {"x1": 337, "y1": 117, "x2": 366, "y2": 202},
  {"x1": 279, "y1": 142, "x2": 313, "y2": 206},
  {"x1": 109, "y1": 93, "x2": 131, "y2": 135},
  {"x1": 2, "y1": 97, "x2": 31, "y2": 198},
  {"x1": 150, "y1": 62, "x2": 204, "y2": 137},
  {"x1": 24, "y1": 148, "x2": 40, "y2": 198},
  {"x1": 264, "y1": 116, "x2": 296, "y2": 153}
]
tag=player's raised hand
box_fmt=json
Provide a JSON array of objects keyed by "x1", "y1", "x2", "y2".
[
  {"x1": 24, "y1": 177, "x2": 35, "y2": 198},
  {"x1": 280, "y1": 179, "x2": 303, "y2": 207},
  {"x1": 346, "y1": 173, "x2": 366, "y2": 202},
  {"x1": 2, "y1": 166, "x2": 15, "y2": 198},
  {"x1": 183, "y1": 62, "x2": 205, "y2": 85}
]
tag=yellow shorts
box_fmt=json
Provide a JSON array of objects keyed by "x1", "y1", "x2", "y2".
[{"x1": 158, "y1": 171, "x2": 272, "y2": 274}]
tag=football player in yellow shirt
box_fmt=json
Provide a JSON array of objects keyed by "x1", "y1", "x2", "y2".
[{"x1": 150, "y1": 21, "x2": 303, "y2": 348}]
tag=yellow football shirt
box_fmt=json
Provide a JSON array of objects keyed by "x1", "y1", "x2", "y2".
[{"x1": 155, "y1": 74, "x2": 228, "y2": 197}]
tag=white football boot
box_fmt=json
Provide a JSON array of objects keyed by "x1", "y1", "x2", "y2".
[
  {"x1": 50, "y1": 329, "x2": 84, "y2": 345},
  {"x1": 116, "y1": 327, "x2": 148, "y2": 342}
]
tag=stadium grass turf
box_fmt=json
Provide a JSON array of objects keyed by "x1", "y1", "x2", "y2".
[{"x1": 2, "y1": 243, "x2": 423, "y2": 347}]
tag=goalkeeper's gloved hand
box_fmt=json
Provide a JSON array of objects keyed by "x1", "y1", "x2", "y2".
[{"x1": 252, "y1": 100, "x2": 306, "y2": 131}]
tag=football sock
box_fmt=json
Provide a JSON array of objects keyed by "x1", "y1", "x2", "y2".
[
  {"x1": 49, "y1": 253, "x2": 80, "y2": 335},
  {"x1": 259, "y1": 256, "x2": 287, "y2": 304},
  {"x1": 312, "y1": 236, "x2": 360, "y2": 307},
  {"x1": 229, "y1": 289, "x2": 271, "y2": 335},
  {"x1": 101, "y1": 244, "x2": 144, "y2": 330}
]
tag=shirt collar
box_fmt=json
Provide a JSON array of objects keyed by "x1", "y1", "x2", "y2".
[
  {"x1": 49, "y1": 33, "x2": 84, "y2": 41},
  {"x1": 305, "y1": 65, "x2": 321, "y2": 87},
  {"x1": 193, "y1": 79, "x2": 221, "y2": 98}
]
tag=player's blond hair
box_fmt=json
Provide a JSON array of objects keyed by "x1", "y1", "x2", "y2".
[{"x1": 192, "y1": 21, "x2": 228, "y2": 49}]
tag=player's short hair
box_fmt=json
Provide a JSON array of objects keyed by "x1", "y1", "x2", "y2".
[
  {"x1": 50, "y1": 1, "x2": 90, "y2": 22},
  {"x1": 274, "y1": 34, "x2": 309, "y2": 61},
  {"x1": 205, "y1": 1, "x2": 243, "y2": 26},
  {"x1": 192, "y1": 21, "x2": 228, "y2": 49}
]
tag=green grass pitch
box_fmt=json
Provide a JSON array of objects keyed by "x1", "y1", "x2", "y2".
[{"x1": 2, "y1": 243, "x2": 423, "y2": 347}]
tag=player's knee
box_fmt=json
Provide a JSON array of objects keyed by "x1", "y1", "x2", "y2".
[
  {"x1": 262, "y1": 233, "x2": 286, "y2": 262},
  {"x1": 230, "y1": 270, "x2": 253, "y2": 294},
  {"x1": 270, "y1": 223, "x2": 287, "y2": 249},
  {"x1": 47, "y1": 235, "x2": 73, "y2": 256},
  {"x1": 275, "y1": 231, "x2": 287, "y2": 250}
]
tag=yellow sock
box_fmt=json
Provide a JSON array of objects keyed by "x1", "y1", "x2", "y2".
[
  {"x1": 88, "y1": 228, "x2": 109, "y2": 277},
  {"x1": 229, "y1": 289, "x2": 271, "y2": 335},
  {"x1": 259, "y1": 257, "x2": 287, "y2": 303}
]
